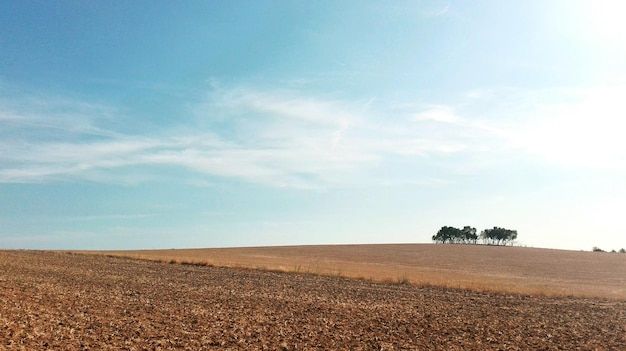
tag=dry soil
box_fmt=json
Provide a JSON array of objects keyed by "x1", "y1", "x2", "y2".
[{"x1": 1, "y1": 250, "x2": 625, "y2": 350}]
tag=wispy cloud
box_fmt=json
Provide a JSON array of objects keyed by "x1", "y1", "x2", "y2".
[
  {"x1": 431, "y1": 3, "x2": 450, "y2": 18},
  {"x1": 53, "y1": 213, "x2": 160, "y2": 222},
  {"x1": 415, "y1": 2, "x2": 451, "y2": 19},
  {"x1": 8, "y1": 83, "x2": 623, "y2": 191},
  {"x1": 0, "y1": 84, "x2": 514, "y2": 188},
  {"x1": 0, "y1": 87, "x2": 120, "y2": 140}
]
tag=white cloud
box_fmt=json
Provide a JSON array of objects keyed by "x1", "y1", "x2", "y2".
[
  {"x1": 466, "y1": 89, "x2": 494, "y2": 100},
  {"x1": 0, "y1": 85, "x2": 508, "y2": 188},
  {"x1": 416, "y1": 2, "x2": 451, "y2": 19},
  {"x1": 0, "y1": 88, "x2": 119, "y2": 139},
  {"x1": 55, "y1": 213, "x2": 159, "y2": 222},
  {"x1": 413, "y1": 105, "x2": 460, "y2": 124}
]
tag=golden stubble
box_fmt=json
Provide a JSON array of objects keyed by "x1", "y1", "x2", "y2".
[{"x1": 82, "y1": 244, "x2": 626, "y2": 300}]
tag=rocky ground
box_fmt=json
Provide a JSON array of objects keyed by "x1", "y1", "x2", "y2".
[{"x1": 1, "y1": 250, "x2": 624, "y2": 350}]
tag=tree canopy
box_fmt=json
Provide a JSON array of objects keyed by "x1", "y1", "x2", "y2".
[
  {"x1": 432, "y1": 226, "x2": 478, "y2": 244},
  {"x1": 479, "y1": 227, "x2": 518, "y2": 246},
  {"x1": 432, "y1": 226, "x2": 517, "y2": 246}
]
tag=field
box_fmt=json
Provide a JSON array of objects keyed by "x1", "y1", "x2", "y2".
[
  {"x1": 1, "y1": 246, "x2": 625, "y2": 350},
  {"x1": 95, "y1": 244, "x2": 626, "y2": 299}
]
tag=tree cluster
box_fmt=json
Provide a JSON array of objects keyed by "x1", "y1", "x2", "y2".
[
  {"x1": 431, "y1": 226, "x2": 478, "y2": 244},
  {"x1": 432, "y1": 226, "x2": 518, "y2": 246},
  {"x1": 593, "y1": 247, "x2": 626, "y2": 253},
  {"x1": 480, "y1": 227, "x2": 518, "y2": 246}
]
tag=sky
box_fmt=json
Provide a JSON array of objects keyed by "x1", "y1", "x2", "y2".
[{"x1": 1, "y1": 1, "x2": 625, "y2": 251}]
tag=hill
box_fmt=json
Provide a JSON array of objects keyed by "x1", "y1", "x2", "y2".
[{"x1": 89, "y1": 244, "x2": 626, "y2": 299}]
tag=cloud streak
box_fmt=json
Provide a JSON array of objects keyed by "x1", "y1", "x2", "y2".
[{"x1": 1, "y1": 84, "x2": 544, "y2": 188}]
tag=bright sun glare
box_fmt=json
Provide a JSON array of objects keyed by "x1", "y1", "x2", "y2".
[
  {"x1": 587, "y1": 0, "x2": 626, "y2": 43},
  {"x1": 514, "y1": 86, "x2": 626, "y2": 169}
]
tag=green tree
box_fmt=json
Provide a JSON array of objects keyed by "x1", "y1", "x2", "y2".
[
  {"x1": 432, "y1": 226, "x2": 462, "y2": 244},
  {"x1": 432, "y1": 226, "x2": 478, "y2": 244},
  {"x1": 480, "y1": 227, "x2": 518, "y2": 246},
  {"x1": 462, "y1": 226, "x2": 478, "y2": 244}
]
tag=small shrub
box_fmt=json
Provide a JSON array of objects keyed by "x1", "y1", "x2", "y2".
[{"x1": 397, "y1": 276, "x2": 410, "y2": 285}]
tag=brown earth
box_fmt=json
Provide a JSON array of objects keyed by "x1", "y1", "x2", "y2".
[
  {"x1": 95, "y1": 244, "x2": 626, "y2": 299},
  {"x1": 1, "y1": 250, "x2": 625, "y2": 350}
]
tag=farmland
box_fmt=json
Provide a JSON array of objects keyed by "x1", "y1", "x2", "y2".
[
  {"x1": 96, "y1": 244, "x2": 626, "y2": 299},
  {"x1": 1, "y1": 247, "x2": 625, "y2": 350}
]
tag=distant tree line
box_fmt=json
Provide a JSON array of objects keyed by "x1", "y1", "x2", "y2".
[
  {"x1": 593, "y1": 247, "x2": 626, "y2": 253},
  {"x1": 432, "y1": 226, "x2": 518, "y2": 246}
]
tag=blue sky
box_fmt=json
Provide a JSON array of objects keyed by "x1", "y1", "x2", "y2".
[{"x1": 1, "y1": 1, "x2": 625, "y2": 250}]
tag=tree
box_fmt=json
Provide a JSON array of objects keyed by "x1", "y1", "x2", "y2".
[
  {"x1": 432, "y1": 226, "x2": 462, "y2": 244},
  {"x1": 620, "y1": 248, "x2": 626, "y2": 254},
  {"x1": 432, "y1": 225, "x2": 478, "y2": 244},
  {"x1": 480, "y1": 227, "x2": 518, "y2": 246},
  {"x1": 433, "y1": 225, "x2": 518, "y2": 245},
  {"x1": 462, "y1": 226, "x2": 478, "y2": 244}
]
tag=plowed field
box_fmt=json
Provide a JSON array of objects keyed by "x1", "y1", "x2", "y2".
[{"x1": 1, "y1": 250, "x2": 625, "y2": 350}]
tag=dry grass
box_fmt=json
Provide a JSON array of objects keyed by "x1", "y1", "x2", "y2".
[{"x1": 80, "y1": 244, "x2": 626, "y2": 300}]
